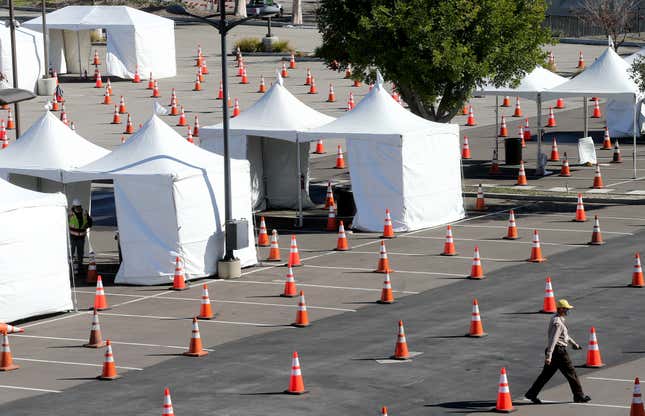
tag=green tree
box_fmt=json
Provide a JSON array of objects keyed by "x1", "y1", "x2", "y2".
[{"x1": 316, "y1": 0, "x2": 553, "y2": 122}]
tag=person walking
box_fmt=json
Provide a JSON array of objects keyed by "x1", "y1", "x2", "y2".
[
  {"x1": 68, "y1": 199, "x2": 93, "y2": 269},
  {"x1": 525, "y1": 299, "x2": 591, "y2": 404}
]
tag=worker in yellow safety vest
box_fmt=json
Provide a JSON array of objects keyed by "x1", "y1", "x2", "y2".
[{"x1": 69, "y1": 198, "x2": 93, "y2": 265}]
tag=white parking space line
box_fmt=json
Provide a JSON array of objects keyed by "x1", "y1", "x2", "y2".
[
  {"x1": 514, "y1": 212, "x2": 645, "y2": 222},
  {"x1": 99, "y1": 312, "x2": 284, "y2": 327},
  {"x1": 11, "y1": 334, "x2": 213, "y2": 351},
  {"x1": 20, "y1": 312, "x2": 84, "y2": 329},
  {"x1": 74, "y1": 290, "x2": 144, "y2": 298},
  {"x1": 156, "y1": 296, "x2": 356, "y2": 312},
  {"x1": 268, "y1": 279, "x2": 420, "y2": 294},
  {"x1": 12, "y1": 357, "x2": 143, "y2": 371},
  {"x1": 110, "y1": 288, "x2": 180, "y2": 308},
  {"x1": 452, "y1": 224, "x2": 633, "y2": 235},
  {"x1": 587, "y1": 376, "x2": 635, "y2": 382},
  {"x1": 572, "y1": 403, "x2": 630, "y2": 409},
  {"x1": 0, "y1": 385, "x2": 62, "y2": 393},
  {"x1": 398, "y1": 235, "x2": 581, "y2": 247},
  {"x1": 301, "y1": 264, "x2": 464, "y2": 277},
  {"x1": 340, "y1": 251, "x2": 522, "y2": 262},
  {"x1": 606, "y1": 175, "x2": 645, "y2": 187}
]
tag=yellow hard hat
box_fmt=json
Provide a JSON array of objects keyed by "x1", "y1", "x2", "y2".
[{"x1": 556, "y1": 299, "x2": 574, "y2": 309}]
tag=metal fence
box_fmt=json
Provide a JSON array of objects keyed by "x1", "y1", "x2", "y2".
[{"x1": 545, "y1": 12, "x2": 642, "y2": 38}]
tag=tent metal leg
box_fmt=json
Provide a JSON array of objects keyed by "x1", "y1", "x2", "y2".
[
  {"x1": 62, "y1": 181, "x2": 78, "y2": 313},
  {"x1": 76, "y1": 31, "x2": 82, "y2": 77},
  {"x1": 495, "y1": 96, "x2": 499, "y2": 158},
  {"x1": 583, "y1": 97, "x2": 588, "y2": 138},
  {"x1": 634, "y1": 96, "x2": 638, "y2": 179},
  {"x1": 536, "y1": 94, "x2": 543, "y2": 175},
  {"x1": 296, "y1": 137, "x2": 303, "y2": 228}
]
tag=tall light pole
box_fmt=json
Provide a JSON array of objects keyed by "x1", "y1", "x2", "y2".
[{"x1": 167, "y1": 3, "x2": 275, "y2": 277}]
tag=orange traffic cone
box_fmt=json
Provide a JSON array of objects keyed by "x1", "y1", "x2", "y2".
[
  {"x1": 601, "y1": 127, "x2": 612, "y2": 150},
  {"x1": 513, "y1": 97, "x2": 522, "y2": 117},
  {"x1": 6, "y1": 109, "x2": 15, "y2": 130},
  {"x1": 0, "y1": 323, "x2": 24, "y2": 334},
  {"x1": 217, "y1": 80, "x2": 224, "y2": 99},
  {"x1": 541, "y1": 277, "x2": 557, "y2": 313},
  {"x1": 347, "y1": 92, "x2": 355, "y2": 110},
  {"x1": 612, "y1": 140, "x2": 623, "y2": 163},
  {"x1": 461, "y1": 103, "x2": 469, "y2": 115},
  {"x1": 281, "y1": 264, "x2": 298, "y2": 297},
  {"x1": 391, "y1": 320, "x2": 410, "y2": 360},
  {"x1": 495, "y1": 368, "x2": 515, "y2": 413},
  {"x1": 106, "y1": 78, "x2": 113, "y2": 96},
  {"x1": 489, "y1": 149, "x2": 501, "y2": 175},
  {"x1": 118, "y1": 96, "x2": 127, "y2": 114},
  {"x1": 475, "y1": 184, "x2": 487, "y2": 211},
  {"x1": 147, "y1": 73, "x2": 154, "y2": 89},
  {"x1": 197, "y1": 284, "x2": 214, "y2": 319},
  {"x1": 177, "y1": 107, "x2": 187, "y2": 127},
  {"x1": 132, "y1": 66, "x2": 141, "y2": 83},
  {"x1": 345, "y1": 65, "x2": 352, "y2": 79},
  {"x1": 103, "y1": 88, "x2": 112, "y2": 105},
  {"x1": 0, "y1": 332, "x2": 19, "y2": 371},
  {"x1": 232, "y1": 99, "x2": 241, "y2": 117},
  {"x1": 111, "y1": 105, "x2": 121, "y2": 124},
  {"x1": 549, "y1": 137, "x2": 560, "y2": 161},
  {"x1": 194, "y1": 76, "x2": 202, "y2": 91},
  {"x1": 97, "y1": 340, "x2": 119, "y2": 380},
  {"x1": 162, "y1": 387, "x2": 174, "y2": 415},
  {"x1": 192, "y1": 115, "x2": 200, "y2": 137},
  {"x1": 630, "y1": 378, "x2": 645, "y2": 416},
  {"x1": 573, "y1": 193, "x2": 586, "y2": 222},
  {"x1": 377, "y1": 272, "x2": 395, "y2": 304},
  {"x1": 353, "y1": 79, "x2": 361, "y2": 87},
  {"x1": 592, "y1": 164, "x2": 604, "y2": 189},
  {"x1": 327, "y1": 83, "x2": 336, "y2": 102},
  {"x1": 151, "y1": 80, "x2": 160, "y2": 98},
  {"x1": 84, "y1": 308, "x2": 106, "y2": 348},
  {"x1": 335, "y1": 221, "x2": 350, "y2": 251},
  {"x1": 171, "y1": 256, "x2": 188, "y2": 290},
  {"x1": 588, "y1": 215, "x2": 604, "y2": 245},
  {"x1": 258, "y1": 75, "x2": 267, "y2": 93},
  {"x1": 441, "y1": 225, "x2": 457, "y2": 256},
  {"x1": 292, "y1": 291, "x2": 310, "y2": 327},
  {"x1": 584, "y1": 327, "x2": 605, "y2": 367},
  {"x1": 304, "y1": 68, "x2": 312, "y2": 85},
  {"x1": 546, "y1": 106, "x2": 557, "y2": 127},
  {"x1": 519, "y1": 125, "x2": 526, "y2": 148},
  {"x1": 467, "y1": 298, "x2": 487, "y2": 337},
  {"x1": 86, "y1": 252, "x2": 98, "y2": 283},
  {"x1": 501, "y1": 96, "x2": 511, "y2": 107},
  {"x1": 516, "y1": 160, "x2": 528, "y2": 186},
  {"x1": 51, "y1": 96, "x2": 60, "y2": 111},
  {"x1": 560, "y1": 152, "x2": 571, "y2": 176},
  {"x1": 93, "y1": 275, "x2": 109, "y2": 311},
  {"x1": 503, "y1": 210, "x2": 519, "y2": 240},
  {"x1": 382, "y1": 208, "x2": 395, "y2": 238},
  {"x1": 528, "y1": 229, "x2": 546, "y2": 263},
  {"x1": 498, "y1": 115, "x2": 508, "y2": 137},
  {"x1": 95, "y1": 70, "x2": 103, "y2": 88},
  {"x1": 326, "y1": 204, "x2": 337, "y2": 232},
  {"x1": 281, "y1": 63, "x2": 289, "y2": 78},
  {"x1": 324, "y1": 180, "x2": 335, "y2": 209},
  {"x1": 184, "y1": 317, "x2": 208, "y2": 357},
  {"x1": 466, "y1": 105, "x2": 477, "y2": 126},
  {"x1": 285, "y1": 352, "x2": 307, "y2": 394},
  {"x1": 240, "y1": 67, "x2": 249, "y2": 84},
  {"x1": 461, "y1": 135, "x2": 472, "y2": 159},
  {"x1": 548, "y1": 51, "x2": 557, "y2": 71},
  {"x1": 266, "y1": 229, "x2": 281, "y2": 262},
  {"x1": 257, "y1": 216, "x2": 270, "y2": 246},
  {"x1": 59, "y1": 107, "x2": 68, "y2": 126},
  {"x1": 124, "y1": 114, "x2": 134, "y2": 134},
  {"x1": 93, "y1": 50, "x2": 101, "y2": 65},
  {"x1": 631, "y1": 253, "x2": 644, "y2": 287},
  {"x1": 288, "y1": 235, "x2": 302, "y2": 266},
  {"x1": 592, "y1": 100, "x2": 602, "y2": 118},
  {"x1": 289, "y1": 53, "x2": 296, "y2": 69},
  {"x1": 374, "y1": 240, "x2": 393, "y2": 273},
  {"x1": 314, "y1": 139, "x2": 325, "y2": 154},
  {"x1": 469, "y1": 246, "x2": 485, "y2": 279},
  {"x1": 308, "y1": 77, "x2": 317, "y2": 94},
  {"x1": 556, "y1": 97, "x2": 565, "y2": 109},
  {"x1": 335, "y1": 144, "x2": 346, "y2": 168},
  {"x1": 169, "y1": 100, "x2": 179, "y2": 116},
  {"x1": 523, "y1": 118, "x2": 532, "y2": 141},
  {"x1": 577, "y1": 50, "x2": 585, "y2": 69}
]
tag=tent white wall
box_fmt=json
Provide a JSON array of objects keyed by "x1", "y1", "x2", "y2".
[
  {"x1": 0, "y1": 178, "x2": 73, "y2": 322},
  {"x1": 200, "y1": 76, "x2": 334, "y2": 212},
  {"x1": 66, "y1": 115, "x2": 256, "y2": 285},
  {"x1": 302, "y1": 73, "x2": 464, "y2": 232},
  {"x1": 0, "y1": 21, "x2": 45, "y2": 93},
  {"x1": 23, "y1": 6, "x2": 176, "y2": 79}
]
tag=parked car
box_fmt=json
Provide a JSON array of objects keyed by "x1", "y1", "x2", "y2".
[{"x1": 246, "y1": 0, "x2": 283, "y2": 17}]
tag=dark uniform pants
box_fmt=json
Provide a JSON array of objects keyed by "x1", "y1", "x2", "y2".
[
  {"x1": 70, "y1": 236, "x2": 85, "y2": 264},
  {"x1": 526, "y1": 345, "x2": 584, "y2": 400}
]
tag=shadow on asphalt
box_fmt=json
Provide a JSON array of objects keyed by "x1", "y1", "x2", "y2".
[{"x1": 425, "y1": 400, "x2": 534, "y2": 413}]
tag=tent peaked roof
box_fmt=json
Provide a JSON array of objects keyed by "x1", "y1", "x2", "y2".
[
  {"x1": 301, "y1": 72, "x2": 456, "y2": 141},
  {"x1": 0, "y1": 111, "x2": 108, "y2": 181},
  {"x1": 204, "y1": 75, "x2": 334, "y2": 141},
  {"x1": 478, "y1": 66, "x2": 568, "y2": 100},
  {"x1": 23, "y1": 6, "x2": 172, "y2": 30},
  {"x1": 543, "y1": 47, "x2": 639, "y2": 99},
  {"x1": 66, "y1": 115, "x2": 223, "y2": 181}
]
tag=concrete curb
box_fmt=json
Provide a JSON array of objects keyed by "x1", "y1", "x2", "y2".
[{"x1": 558, "y1": 37, "x2": 645, "y2": 48}]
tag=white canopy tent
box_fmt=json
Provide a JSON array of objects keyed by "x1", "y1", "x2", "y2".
[
  {"x1": 200, "y1": 75, "x2": 334, "y2": 224},
  {"x1": 477, "y1": 66, "x2": 569, "y2": 173},
  {"x1": 0, "y1": 178, "x2": 73, "y2": 322},
  {"x1": 543, "y1": 47, "x2": 641, "y2": 178},
  {"x1": 301, "y1": 73, "x2": 464, "y2": 232},
  {"x1": 0, "y1": 21, "x2": 45, "y2": 93},
  {"x1": 65, "y1": 115, "x2": 256, "y2": 285},
  {"x1": 0, "y1": 111, "x2": 109, "y2": 210},
  {"x1": 23, "y1": 6, "x2": 176, "y2": 79}
]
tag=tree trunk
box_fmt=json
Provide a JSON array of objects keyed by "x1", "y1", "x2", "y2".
[
  {"x1": 292, "y1": 0, "x2": 302, "y2": 25},
  {"x1": 234, "y1": 0, "x2": 247, "y2": 17}
]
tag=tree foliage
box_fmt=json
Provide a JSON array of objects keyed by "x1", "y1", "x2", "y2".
[
  {"x1": 629, "y1": 56, "x2": 645, "y2": 92},
  {"x1": 316, "y1": 0, "x2": 552, "y2": 122}
]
